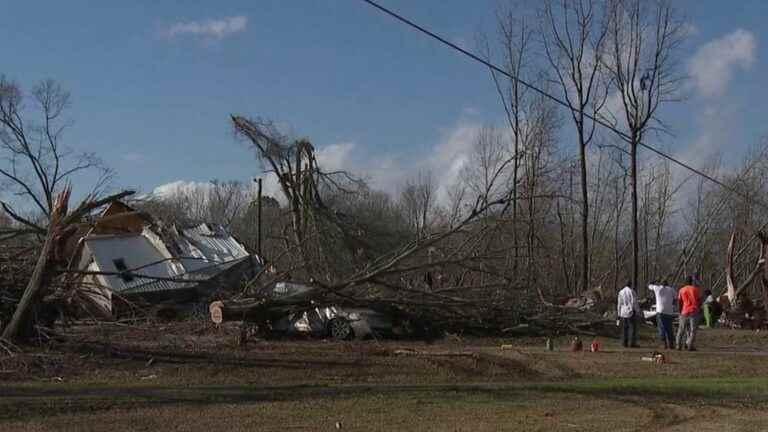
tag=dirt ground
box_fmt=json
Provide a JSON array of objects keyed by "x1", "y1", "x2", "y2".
[{"x1": 2, "y1": 321, "x2": 768, "y2": 431}]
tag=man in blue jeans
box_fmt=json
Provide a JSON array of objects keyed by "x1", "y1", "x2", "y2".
[{"x1": 650, "y1": 279, "x2": 676, "y2": 349}]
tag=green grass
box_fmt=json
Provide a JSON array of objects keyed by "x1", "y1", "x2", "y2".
[
  {"x1": 4, "y1": 327, "x2": 768, "y2": 430},
  {"x1": 3, "y1": 377, "x2": 768, "y2": 431},
  {"x1": 4, "y1": 379, "x2": 768, "y2": 431},
  {"x1": 522, "y1": 376, "x2": 768, "y2": 401}
]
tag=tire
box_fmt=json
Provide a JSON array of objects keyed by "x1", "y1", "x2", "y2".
[{"x1": 328, "y1": 318, "x2": 353, "y2": 341}]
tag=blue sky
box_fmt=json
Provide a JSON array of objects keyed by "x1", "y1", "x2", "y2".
[{"x1": 1, "y1": 0, "x2": 766, "y2": 201}]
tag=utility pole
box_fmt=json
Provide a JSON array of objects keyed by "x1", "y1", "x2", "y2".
[
  {"x1": 248, "y1": 178, "x2": 264, "y2": 279},
  {"x1": 256, "y1": 177, "x2": 263, "y2": 259}
]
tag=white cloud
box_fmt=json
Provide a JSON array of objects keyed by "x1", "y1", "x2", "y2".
[
  {"x1": 162, "y1": 16, "x2": 247, "y2": 41},
  {"x1": 315, "y1": 142, "x2": 355, "y2": 172},
  {"x1": 151, "y1": 117, "x2": 485, "y2": 208},
  {"x1": 151, "y1": 144, "x2": 358, "y2": 205},
  {"x1": 295, "y1": 123, "x2": 481, "y2": 203},
  {"x1": 320, "y1": 122, "x2": 481, "y2": 204},
  {"x1": 427, "y1": 123, "x2": 481, "y2": 203},
  {"x1": 676, "y1": 102, "x2": 736, "y2": 166},
  {"x1": 152, "y1": 180, "x2": 213, "y2": 198},
  {"x1": 688, "y1": 29, "x2": 756, "y2": 98},
  {"x1": 151, "y1": 177, "x2": 284, "y2": 204}
]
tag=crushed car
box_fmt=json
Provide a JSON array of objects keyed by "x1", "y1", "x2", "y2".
[
  {"x1": 210, "y1": 281, "x2": 395, "y2": 340},
  {"x1": 265, "y1": 281, "x2": 394, "y2": 340}
]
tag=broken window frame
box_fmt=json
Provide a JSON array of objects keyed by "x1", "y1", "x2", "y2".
[{"x1": 112, "y1": 258, "x2": 135, "y2": 283}]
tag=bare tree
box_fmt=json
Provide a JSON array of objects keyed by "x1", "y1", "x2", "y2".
[
  {"x1": 608, "y1": 149, "x2": 630, "y2": 290},
  {"x1": 602, "y1": 0, "x2": 686, "y2": 293},
  {"x1": 541, "y1": 0, "x2": 610, "y2": 292},
  {"x1": 482, "y1": 5, "x2": 539, "y2": 281},
  {"x1": 208, "y1": 180, "x2": 250, "y2": 227},
  {"x1": 520, "y1": 88, "x2": 561, "y2": 299},
  {"x1": 460, "y1": 126, "x2": 512, "y2": 208},
  {"x1": 441, "y1": 181, "x2": 468, "y2": 229},
  {"x1": 399, "y1": 170, "x2": 436, "y2": 240},
  {"x1": 232, "y1": 115, "x2": 369, "y2": 281},
  {"x1": 0, "y1": 78, "x2": 111, "y2": 233},
  {"x1": 554, "y1": 162, "x2": 578, "y2": 294}
]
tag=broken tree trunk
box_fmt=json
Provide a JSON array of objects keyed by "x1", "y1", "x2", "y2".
[
  {"x1": 726, "y1": 231, "x2": 738, "y2": 302},
  {"x1": 759, "y1": 232, "x2": 768, "y2": 322},
  {"x1": 725, "y1": 230, "x2": 766, "y2": 304},
  {"x1": 209, "y1": 298, "x2": 308, "y2": 324},
  {"x1": 210, "y1": 288, "x2": 323, "y2": 324},
  {"x1": 1, "y1": 188, "x2": 70, "y2": 343},
  {"x1": 209, "y1": 299, "x2": 270, "y2": 324}
]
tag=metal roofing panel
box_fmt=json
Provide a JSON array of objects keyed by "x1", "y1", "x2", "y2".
[
  {"x1": 121, "y1": 256, "x2": 250, "y2": 295},
  {"x1": 179, "y1": 223, "x2": 249, "y2": 266}
]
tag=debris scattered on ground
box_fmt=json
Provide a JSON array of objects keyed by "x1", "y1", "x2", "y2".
[{"x1": 641, "y1": 352, "x2": 667, "y2": 364}]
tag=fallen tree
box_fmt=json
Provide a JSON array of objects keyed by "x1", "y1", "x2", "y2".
[
  {"x1": 720, "y1": 229, "x2": 768, "y2": 329},
  {"x1": 1, "y1": 189, "x2": 136, "y2": 343},
  {"x1": 209, "y1": 297, "x2": 316, "y2": 326},
  {"x1": 502, "y1": 309, "x2": 615, "y2": 337},
  {"x1": 0, "y1": 188, "x2": 70, "y2": 342},
  {"x1": 225, "y1": 115, "x2": 632, "y2": 337}
]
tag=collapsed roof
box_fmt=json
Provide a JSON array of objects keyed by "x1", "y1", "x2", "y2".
[{"x1": 71, "y1": 201, "x2": 255, "y2": 316}]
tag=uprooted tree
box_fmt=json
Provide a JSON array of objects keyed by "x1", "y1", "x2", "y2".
[
  {"x1": 0, "y1": 186, "x2": 136, "y2": 342},
  {"x1": 723, "y1": 229, "x2": 768, "y2": 327},
  {"x1": 0, "y1": 77, "x2": 127, "y2": 343}
]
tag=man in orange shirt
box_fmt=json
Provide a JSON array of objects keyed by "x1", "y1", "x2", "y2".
[{"x1": 675, "y1": 276, "x2": 702, "y2": 351}]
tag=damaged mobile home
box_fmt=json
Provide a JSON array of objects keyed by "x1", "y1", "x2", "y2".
[{"x1": 68, "y1": 201, "x2": 257, "y2": 318}]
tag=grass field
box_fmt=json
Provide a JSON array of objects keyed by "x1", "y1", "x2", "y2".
[{"x1": 2, "y1": 323, "x2": 768, "y2": 431}]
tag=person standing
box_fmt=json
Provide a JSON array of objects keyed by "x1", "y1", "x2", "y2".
[
  {"x1": 650, "y1": 280, "x2": 676, "y2": 349},
  {"x1": 702, "y1": 289, "x2": 715, "y2": 328},
  {"x1": 676, "y1": 276, "x2": 702, "y2": 351},
  {"x1": 617, "y1": 281, "x2": 640, "y2": 348}
]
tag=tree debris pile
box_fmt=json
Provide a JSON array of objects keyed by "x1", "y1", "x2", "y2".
[
  {"x1": 721, "y1": 229, "x2": 768, "y2": 329},
  {"x1": 0, "y1": 246, "x2": 36, "y2": 331},
  {"x1": 503, "y1": 309, "x2": 616, "y2": 338},
  {"x1": 209, "y1": 275, "x2": 615, "y2": 339},
  {"x1": 221, "y1": 116, "x2": 629, "y2": 338}
]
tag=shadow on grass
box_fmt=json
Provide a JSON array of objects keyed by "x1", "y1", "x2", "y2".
[
  {"x1": 60, "y1": 341, "x2": 369, "y2": 370},
  {"x1": 3, "y1": 377, "x2": 767, "y2": 421}
]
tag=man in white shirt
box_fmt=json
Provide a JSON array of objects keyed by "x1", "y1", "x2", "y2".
[
  {"x1": 617, "y1": 281, "x2": 641, "y2": 348},
  {"x1": 649, "y1": 279, "x2": 676, "y2": 349}
]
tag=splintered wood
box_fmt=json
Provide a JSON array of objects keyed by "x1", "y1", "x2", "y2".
[{"x1": 1, "y1": 187, "x2": 70, "y2": 342}]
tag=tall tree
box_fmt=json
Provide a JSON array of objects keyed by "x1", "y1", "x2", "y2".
[
  {"x1": 541, "y1": 0, "x2": 610, "y2": 292},
  {"x1": 521, "y1": 88, "x2": 561, "y2": 299},
  {"x1": 484, "y1": 5, "x2": 542, "y2": 284},
  {"x1": 603, "y1": 0, "x2": 686, "y2": 293}
]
